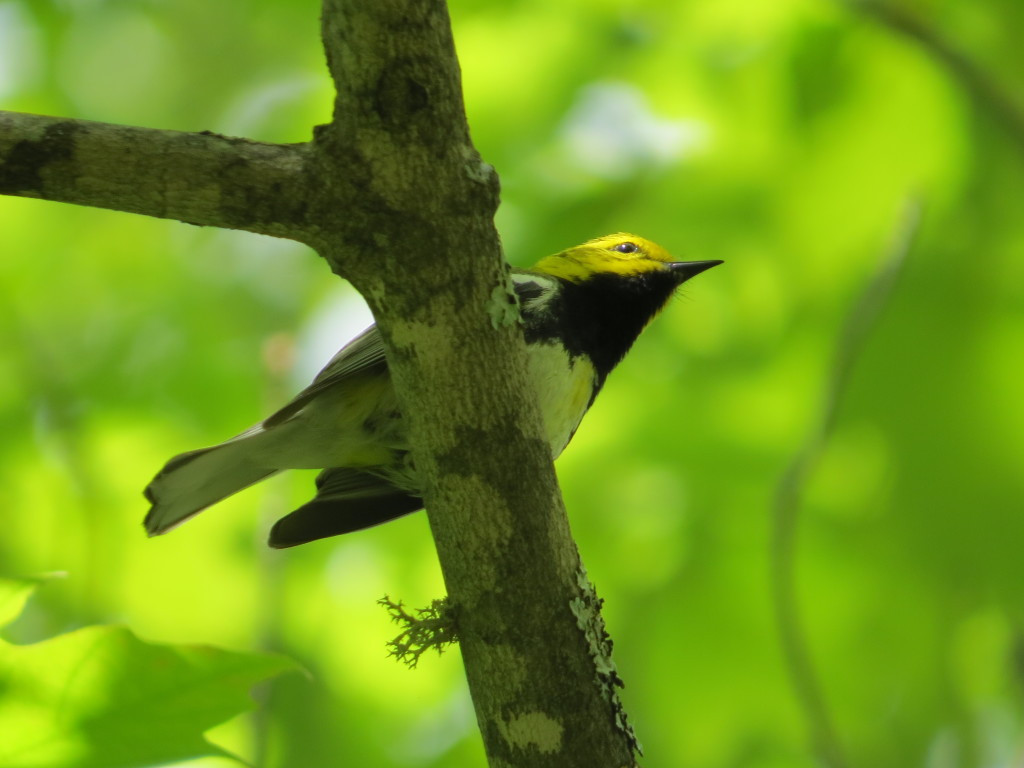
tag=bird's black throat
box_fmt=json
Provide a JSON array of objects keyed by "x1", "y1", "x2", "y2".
[{"x1": 524, "y1": 270, "x2": 683, "y2": 382}]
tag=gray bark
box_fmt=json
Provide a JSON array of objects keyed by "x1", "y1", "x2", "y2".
[{"x1": 0, "y1": 2, "x2": 640, "y2": 765}]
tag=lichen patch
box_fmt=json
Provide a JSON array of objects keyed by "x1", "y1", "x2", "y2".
[{"x1": 497, "y1": 711, "x2": 564, "y2": 754}]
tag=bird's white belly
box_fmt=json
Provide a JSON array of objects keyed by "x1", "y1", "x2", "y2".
[
  {"x1": 526, "y1": 342, "x2": 598, "y2": 458},
  {"x1": 255, "y1": 342, "x2": 597, "y2": 470}
]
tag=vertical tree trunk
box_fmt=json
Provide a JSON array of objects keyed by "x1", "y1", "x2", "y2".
[{"x1": 0, "y1": 2, "x2": 642, "y2": 765}]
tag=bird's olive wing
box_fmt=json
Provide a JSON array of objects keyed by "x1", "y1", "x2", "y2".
[
  {"x1": 263, "y1": 324, "x2": 387, "y2": 427},
  {"x1": 264, "y1": 273, "x2": 550, "y2": 429}
]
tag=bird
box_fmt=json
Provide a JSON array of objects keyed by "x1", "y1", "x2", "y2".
[{"x1": 144, "y1": 233, "x2": 721, "y2": 548}]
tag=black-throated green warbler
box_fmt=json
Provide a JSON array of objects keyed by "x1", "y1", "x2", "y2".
[{"x1": 144, "y1": 234, "x2": 721, "y2": 547}]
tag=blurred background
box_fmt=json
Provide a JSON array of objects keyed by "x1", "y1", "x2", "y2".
[{"x1": 2, "y1": 0, "x2": 1023, "y2": 766}]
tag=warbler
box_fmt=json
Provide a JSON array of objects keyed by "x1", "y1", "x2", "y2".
[{"x1": 144, "y1": 234, "x2": 721, "y2": 547}]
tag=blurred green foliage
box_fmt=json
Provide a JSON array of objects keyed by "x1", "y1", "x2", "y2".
[
  {"x1": 0, "y1": 578, "x2": 294, "y2": 768},
  {"x1": 1, "y1": 0, "x2": 1023, "y2": 766}
]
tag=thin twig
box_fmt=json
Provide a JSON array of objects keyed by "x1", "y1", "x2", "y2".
[
  {"x1": 855, "y1": 1, "x2": 1024, "y2": 154},
  {"x1": 771, "y1": 198, "x2": 922, "y2": 768}
]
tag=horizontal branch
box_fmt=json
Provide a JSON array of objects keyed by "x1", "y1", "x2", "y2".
[
  {"x1": 0, "y1": 111, "x2": 313, "y2": 241},
  {"x1": 3, "y1": 2, "x2": 641, "y2": 762}
]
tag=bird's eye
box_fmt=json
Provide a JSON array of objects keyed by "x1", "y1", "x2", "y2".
[{"x1": 611, "y1": 242, "x2": 639, "y2": 254}]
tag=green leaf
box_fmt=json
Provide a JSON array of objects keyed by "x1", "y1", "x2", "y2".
[
  {"x1": 0, "y1": 580, "x2": 296, "y2": 768},
  {"x1": 0, "y1": 578, "x2": 39, "y2": 629}
]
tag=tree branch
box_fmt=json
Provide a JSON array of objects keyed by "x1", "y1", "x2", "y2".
[
  {"x1": 772, "y1": 199, "x2": 921, "y2": 768},
  {"x1": 0, "y1": 111, "x2": 313, "y2": 240},
  {"x1": 854, "y1": 1, "x2": 1024, "y2": 153},
  {"x1": 1, "y1": 1, "x2": 642, "y2": 764},
  {"x1": 314, "y1": 2, "x2": 640, "y2": 765}
]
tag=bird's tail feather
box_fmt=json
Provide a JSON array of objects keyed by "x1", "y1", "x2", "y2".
[
  {"x1": 268, "y1": 467, "x2": 422, "y2": 548},
  {"x1": 144, "y1": 433, "x2": 278, "y2": 536}
]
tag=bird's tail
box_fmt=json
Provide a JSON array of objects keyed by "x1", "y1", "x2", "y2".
[{"x1": 144, "y1": 429, "x2": 278, "y2": 536}]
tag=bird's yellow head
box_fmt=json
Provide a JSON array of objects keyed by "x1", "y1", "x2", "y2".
[{"x1": 531, "y1": 233, "x2": 680, "y2": 283}]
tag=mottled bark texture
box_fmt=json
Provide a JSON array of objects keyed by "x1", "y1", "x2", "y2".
[{"x1": 0, "y1": 2, "x2": 640, "y2": 766}]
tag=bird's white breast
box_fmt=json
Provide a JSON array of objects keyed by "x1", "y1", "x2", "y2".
[{"x1": 526, "y1": 342, "x2": 599, "y2": 458}]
